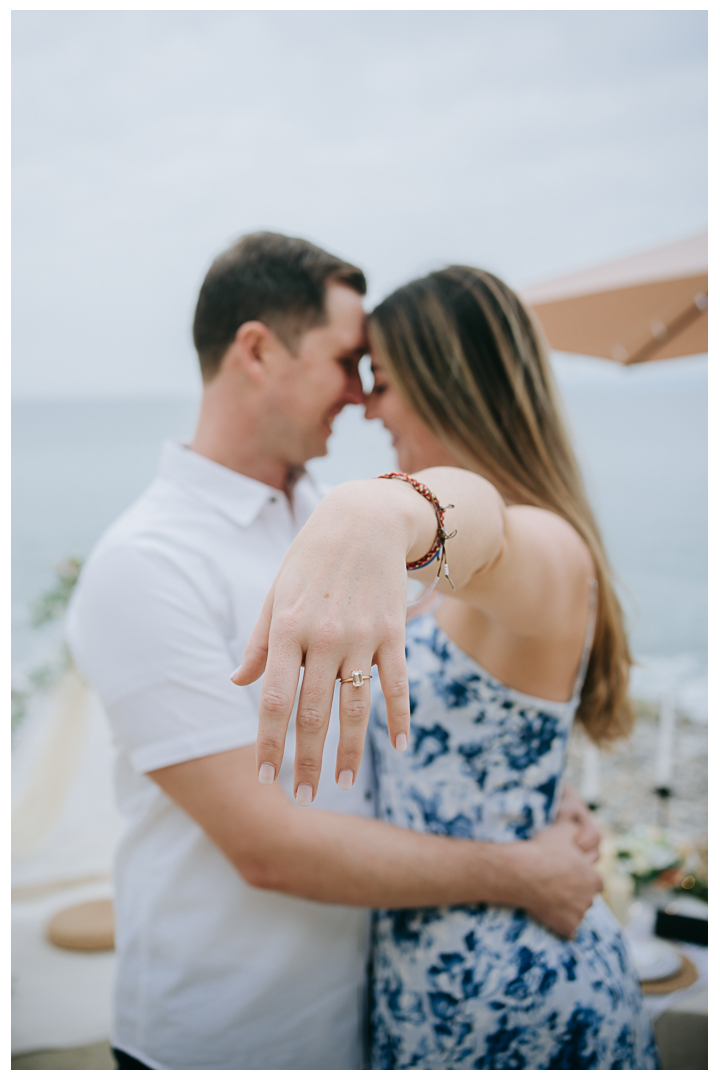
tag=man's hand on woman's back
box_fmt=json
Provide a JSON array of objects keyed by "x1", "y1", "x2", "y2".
[
  {"x1": 507, "y1": 818, "x2": 604, "y2": 939},
  {"x1": 556, "y1": 782, "x2": 602, "y2": 862}
]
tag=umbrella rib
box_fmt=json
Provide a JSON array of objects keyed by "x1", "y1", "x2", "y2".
[{"x1": 625, "y1": 293, "x2": 708, "y2": 365}]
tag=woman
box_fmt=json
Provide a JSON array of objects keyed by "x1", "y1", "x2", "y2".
[{"x1": 238, "y1": 267, "x2": 658, "y2": 1069}]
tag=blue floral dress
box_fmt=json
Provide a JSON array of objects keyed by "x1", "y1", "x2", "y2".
[{"x1": 369, "y1": 608, "x2": 658, "y2": 1070}]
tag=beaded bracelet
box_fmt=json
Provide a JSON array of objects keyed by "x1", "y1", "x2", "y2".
[{"x1": 377, "y1": 472, "x2": 457, "y2": 589}]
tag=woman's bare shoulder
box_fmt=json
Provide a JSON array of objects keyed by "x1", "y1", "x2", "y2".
[
  {"x1": 458, "y1": 503, "x2": 594, "y2": 640},
  {"x1": 503, "y1": 504, "x2": 594, "y2": 578}
]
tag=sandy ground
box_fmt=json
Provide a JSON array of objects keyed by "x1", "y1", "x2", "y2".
[
  {"x1": 11, "y1": 879, "x2": 116, "y2": 1061},
  {"x1": 12, "y1": 1041, "x2": 115, "y2": 1069}
]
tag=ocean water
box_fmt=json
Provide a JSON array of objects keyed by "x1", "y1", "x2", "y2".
[{"x1": 11, "y1": 354, "x2": 707, "y2": 716}]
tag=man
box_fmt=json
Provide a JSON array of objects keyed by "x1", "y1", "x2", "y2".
[{"x1": 67, "y1": 232, "x2": 602, "y2": 1070}]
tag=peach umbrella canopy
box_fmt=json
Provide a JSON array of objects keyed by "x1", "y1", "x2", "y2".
[{"x1": 521, "y1": 232, "x2": 707, "y2": 365}]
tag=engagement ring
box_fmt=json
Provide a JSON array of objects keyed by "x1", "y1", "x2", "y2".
[{"x1": 339, "y1": 670, "x2": 372, "y2": 687}]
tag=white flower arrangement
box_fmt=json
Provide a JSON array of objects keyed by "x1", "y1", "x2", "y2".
[{"x1": 609, "y1": 825, "x2": 681, "y2": 887}]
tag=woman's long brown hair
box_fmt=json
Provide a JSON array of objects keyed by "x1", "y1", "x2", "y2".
[{"x1": 369, "y1": 266, "x2": 633, "y2": 745}]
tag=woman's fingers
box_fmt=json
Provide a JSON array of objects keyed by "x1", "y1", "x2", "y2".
[
  {"x1": 233, "y1": 498, "x2": 411, "y2": 788},
  {"x1": 375, "y1": 637, "x2": 412, "y2": 753},
  {"x1": 231, "y1": 586, "x2": 274, "y2": 686},
  {"x1": 292, "y1": 654, "x2": 338, "y2": 805},
  {"x1": 335, "y1": 662, "x2": 375, "y2": 790},
  {"x1": 254, "y1": 633, "x2": 304, "y2": 786}
]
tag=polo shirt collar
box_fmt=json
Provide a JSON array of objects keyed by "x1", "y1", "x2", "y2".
[{"x1": 158, "y1": 441, "x2": 320, "y2": 528}]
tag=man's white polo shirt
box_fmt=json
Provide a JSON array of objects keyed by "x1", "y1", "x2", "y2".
[{"x1": 66, "y1": 442, "x2": 375, "y2": 1070}]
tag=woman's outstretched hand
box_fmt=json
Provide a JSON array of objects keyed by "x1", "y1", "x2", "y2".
[{"x1": 231, "y1": 478, "x2": 440, "y2": 804}]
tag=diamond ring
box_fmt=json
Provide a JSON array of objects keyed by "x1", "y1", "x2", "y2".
[{"x1": 339, "y1": 670, "x2": 373, "y2": 687}]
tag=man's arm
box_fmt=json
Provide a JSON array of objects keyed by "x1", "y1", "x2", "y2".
[{"x1": 149, "y1": 745, "x2": 602, "y2": 939}]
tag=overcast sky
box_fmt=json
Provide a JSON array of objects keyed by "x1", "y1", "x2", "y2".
[{"x1": 12, "y1": 10, "x2": 707, "y2": 399}]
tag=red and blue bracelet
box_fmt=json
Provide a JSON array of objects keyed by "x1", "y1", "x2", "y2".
[{"x1": 377, "y1": 472, "x2": 457, "y2": 588}]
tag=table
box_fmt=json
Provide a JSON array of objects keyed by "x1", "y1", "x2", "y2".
[{"x1": 646, "y1": 943, "x2": 708, "y2": 1070}]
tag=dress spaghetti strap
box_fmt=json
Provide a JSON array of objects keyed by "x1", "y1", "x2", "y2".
[{"x1": 571, "y1": 578, "x2": 598, "y2": 700}]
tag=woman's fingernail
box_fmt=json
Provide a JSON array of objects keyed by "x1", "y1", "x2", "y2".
[
  {"x1": 258, "y1": 763, "x2": 275, "y2": 784},
  {"x1": 395, "y1": 732, "x2": 408, "y2": 752},
  {"x1": 337, "y1": 769, "x2": 354, "y2": 791},
  {"x1": 295, "y1": 783, "x2": 313, "y2": 807},
  {"x1": 230, "y1": 666, "x2": 243, "y2": 682}
]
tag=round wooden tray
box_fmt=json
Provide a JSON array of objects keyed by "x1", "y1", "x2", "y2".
[
  {"x1": 46, "y1": 898, "x2": 115, "y2": 952},
  {"x1": 641, "y1": 953, "x2": 697, "y2": 995}
]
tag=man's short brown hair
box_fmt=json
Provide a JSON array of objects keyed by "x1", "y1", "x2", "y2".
[{"x1": 192, "y1": 231, "x2": 367, "y2": 380}]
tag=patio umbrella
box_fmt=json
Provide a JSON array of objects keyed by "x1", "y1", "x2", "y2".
[{"x1": 521, "y1": 231, "x2": 707, "y2": 365}]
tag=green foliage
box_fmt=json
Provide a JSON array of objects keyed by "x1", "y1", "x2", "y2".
[
  {"x1": 30, "y1": 556, "x2": 83, "y2": 628},
  {"x1": 27, "y1": 664, "x2": 58, "y2": 691},
  {"x1": 11, "y1": 689, "x2": 28, "y2": 734},
  {"x1": 12, "y1": 557, "x2": 84, "y2": 736}
]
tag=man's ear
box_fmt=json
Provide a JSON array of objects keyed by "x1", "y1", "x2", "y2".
[{"x1": 221, "y1": 321, "x2": 274, "y2": 384}]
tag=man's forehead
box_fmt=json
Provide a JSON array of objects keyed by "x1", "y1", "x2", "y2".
[
  {"x1": 342, "y1": 327, "x2": 369, "y2": 359},
  {"x1": 324, "y1": 284, "x2": 367, "y2": 350},
  {"x1": 325, "y1": 281, "x2": 364, "y2": 316},
  {"x1": 349, "y1": 315, "x2": 369, "y2": 355}
]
